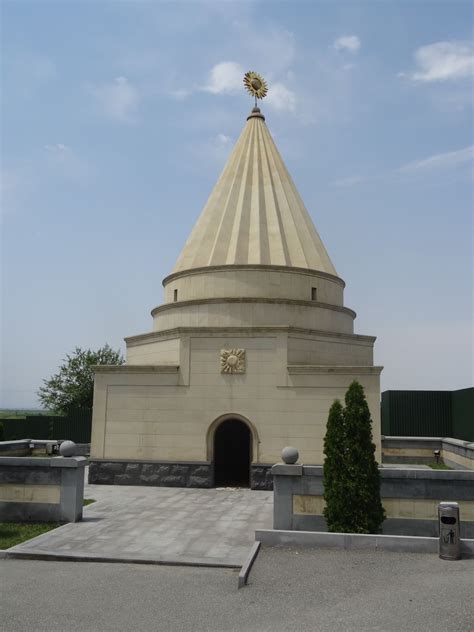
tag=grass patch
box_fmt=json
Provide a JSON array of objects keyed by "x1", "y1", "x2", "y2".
[
  {"x1": 83, "y1": 498, "x2": 96, "y2": 506},
  {"x1": 0, "y1": 522, "x2": 62, "y2": 549},
  {"x1": 428, "y1": 461, "x2": 452, "y2": 470}
]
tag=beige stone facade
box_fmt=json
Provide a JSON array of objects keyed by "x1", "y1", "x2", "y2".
[
  {"x1": 90, "y1": 105, "x2": 382, "y2": 488},
  {"x1": 92, "y1": 333, "x2": 381, "y2": 465}
]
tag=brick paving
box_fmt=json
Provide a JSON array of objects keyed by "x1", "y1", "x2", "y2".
[{"x1": 8, "y1": 478, "x2": 273, "y2": 567}]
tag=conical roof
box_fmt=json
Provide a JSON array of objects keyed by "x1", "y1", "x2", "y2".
[{"x1": 172, "y1": 108, "x2": 337, "y2": 276}]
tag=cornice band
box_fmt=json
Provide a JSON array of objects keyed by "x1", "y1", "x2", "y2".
[
  {"x1": 162, "y1": 264, "x2": 346, "y2": 288},
  {"x1": 150, "y1": 296, "x2": 356, "y2": 319}
]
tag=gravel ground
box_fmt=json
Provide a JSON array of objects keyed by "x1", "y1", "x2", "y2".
[
  {"x1": 1, "y1": 548, "x2": 473, "y2": 632},
  {"x1": 249, "y1": 546, "x2": 474, "y2": 631}
]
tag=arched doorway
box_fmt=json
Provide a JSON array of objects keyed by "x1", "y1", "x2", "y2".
[{"x1": 214, "y1": 419, "x2": 251, "y2": 487}]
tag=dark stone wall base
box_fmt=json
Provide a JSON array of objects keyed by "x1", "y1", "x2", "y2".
[
  {"x1": 89, "y1": 460, "x2": 274, "y2": 490},
  {"x1": 89, "y1": 460, "x2": 213, "y2": 488},
  {"x1": 250, "y1": 464, "x2": 273, "y2": 490}
]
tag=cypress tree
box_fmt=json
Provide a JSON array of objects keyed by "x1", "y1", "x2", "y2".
[
  {"x1": 323, "y1": 400, "x2": 352, "y2": 532},
  {"x1": 323, "y1": 380, "x2": 385, "y2": 534}
]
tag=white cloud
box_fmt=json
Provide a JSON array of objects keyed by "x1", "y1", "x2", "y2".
[
  {"x1": 209, "y1": 132, "x2": 233, "y2": 162},
  {"x1": 167, "y1": 88, "x2": 192, "y2": 101},
  {"x1": 266, "y1": 82, "x2": 297, "y2": 113},
  {"x1": 44, "y1": 143, "x2": 69, "y2": 154},
  {"x1": 410, "y1": 41, "x2": 474, "y2": 82},
  {"x1": 331, "y1": 175, "x2": 366, "y2": 188},
  {"x1": 333, "y1": 35, "x2": 361, "y2": 54},
  {"x1": 203, "y1": 61, "x2": 244, "y2": 95},
  {"x1": 92, "y1": 76, "x2": 140, "y2": 122},
  {"x1": 331, "y1": 146, "x2": 473, "y2": 188},
  {"x1": 215, "y1": 133, "x2": 232, "y2": 146},
  {"x1": 43, "y1": 144, "x2": 82, "y2": 172},
  {"x1": 398, "y1": 145, "x2": 473, "y2": 173},
  {"x1": 189, "y1": 132, "x2": 234, "y2": 169},
  {"x1": 202, "y1": 62, "x2": 296, "y2": 114}
]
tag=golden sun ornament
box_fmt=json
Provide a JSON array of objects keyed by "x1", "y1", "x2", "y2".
[{"x1": 243, "y1": 71, "x2": 268, "y2": 103}]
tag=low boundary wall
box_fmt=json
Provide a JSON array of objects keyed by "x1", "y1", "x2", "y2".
[
  {"x1": 0, "y1": 456, "x2": 87, "y2": 523},
  {"x1": 255, "y1": 529, "x2": 474, "y2": 557},
  {"x1": 273, "y1": 464, "x2": 474, "y2": 538},
  {"x1": 382, "y1": 436, "x2": 474, "y2": 470},
  {"x1": 0, "y1": 440, "x2": 90, "y2": 458}
]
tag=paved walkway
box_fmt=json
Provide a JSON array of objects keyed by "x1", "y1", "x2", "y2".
[{"x1": 8, "y1": 481, "x2": 273, "y2": 567}]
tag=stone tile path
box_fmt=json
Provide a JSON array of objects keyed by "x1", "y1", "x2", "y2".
[{"x1": 8, "y1": 480, "x2": 273, "y2": 567}]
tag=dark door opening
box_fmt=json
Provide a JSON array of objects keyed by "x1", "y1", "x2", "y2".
[{"x1": 214, "y1": 419, "x2": 251, "y2": 487}]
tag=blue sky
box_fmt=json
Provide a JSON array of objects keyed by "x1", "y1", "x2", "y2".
[{"x1": 1, "y1": 0, "x2": 472, "y2": 408}]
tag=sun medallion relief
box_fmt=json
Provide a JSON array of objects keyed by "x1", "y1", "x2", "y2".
[{"x1": 220, "y1": 349, "x2": 246, "y2": 374}]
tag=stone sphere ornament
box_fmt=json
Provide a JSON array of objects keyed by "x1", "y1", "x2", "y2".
[
  {"x1": 281, "y1": 446, "x2": 299, "y2": 464},
  {"x1": 59, "y1": 440, "x2": 77, "y2": 457}
]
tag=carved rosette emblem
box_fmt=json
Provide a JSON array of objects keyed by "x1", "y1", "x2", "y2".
[{"x1": 220, "y1": 349, "x2": 246, "y2": 374}]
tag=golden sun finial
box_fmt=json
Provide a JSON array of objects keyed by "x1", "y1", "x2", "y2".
[{"x1": 243, "y1": 71, "x2": 268, "y2": 105}]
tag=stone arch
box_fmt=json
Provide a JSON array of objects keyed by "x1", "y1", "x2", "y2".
[{"x1": 206, "y1": 413, "x2": 259, "y2": 463}]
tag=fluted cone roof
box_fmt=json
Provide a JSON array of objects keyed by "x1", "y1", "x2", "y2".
[{"x1": 172, "y1": 108, "x2": 337, "y2": 276}]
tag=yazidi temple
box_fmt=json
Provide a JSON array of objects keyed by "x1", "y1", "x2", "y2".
[{"x1": 89, "y1": 72, "x2": 382, "y2": 490}]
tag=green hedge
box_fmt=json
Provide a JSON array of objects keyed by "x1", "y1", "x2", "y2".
[
  {"x1": 1, "y1": 409, "x2": 92, "y2": 443},
  {"x1": 381, "y1": 388, "x2": 473, "y2": 441}
]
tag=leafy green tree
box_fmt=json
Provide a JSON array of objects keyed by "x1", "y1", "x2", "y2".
[
  {"x1": 323, "y1": 380, "x2": 385, "y2": 534},
  {"x1": 38, "y1": 345, "x2": 123, "y2": 414}
]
